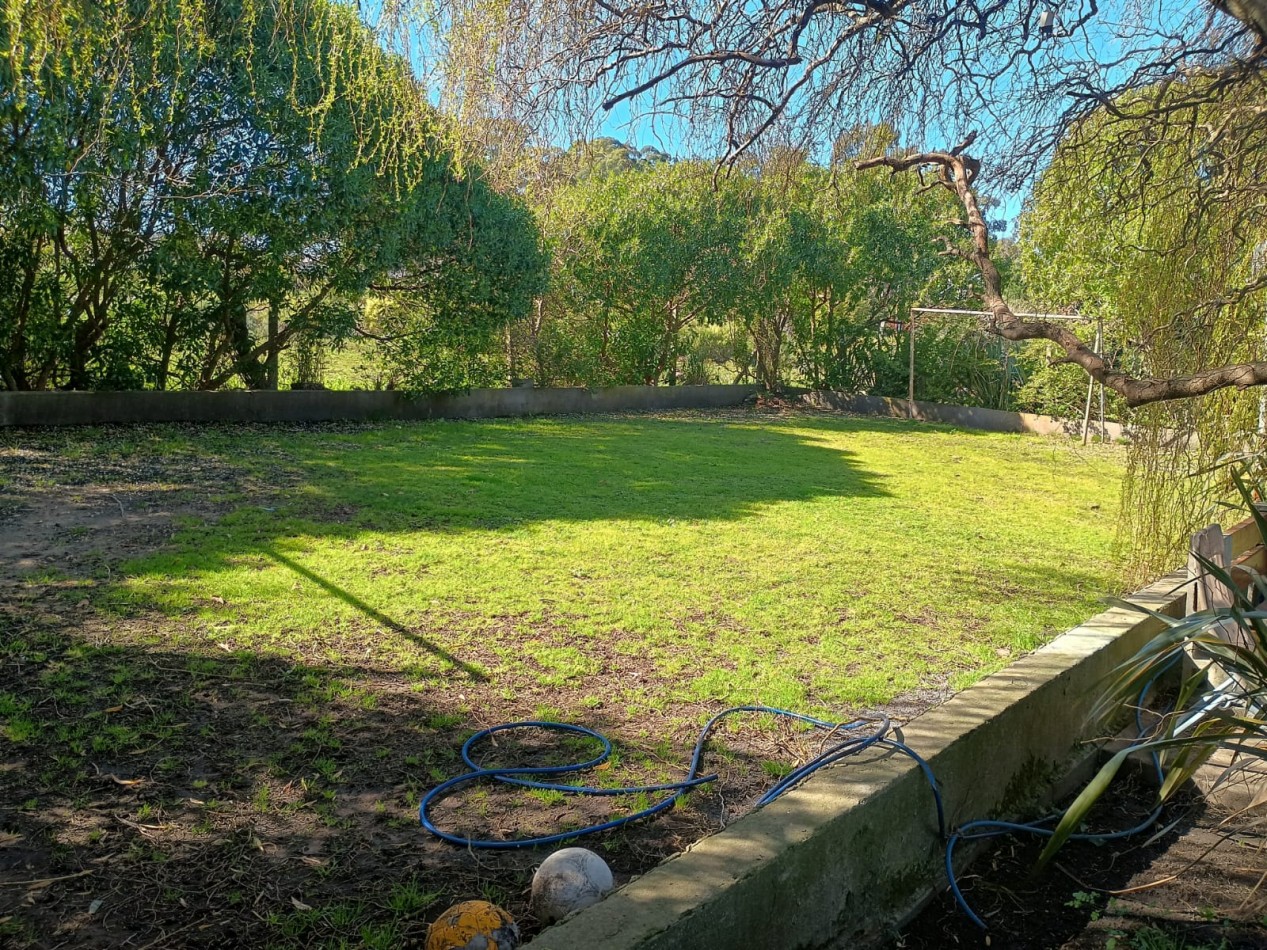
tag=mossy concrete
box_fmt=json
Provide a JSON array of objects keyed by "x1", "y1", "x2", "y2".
[
  {"x1": 0, "y1": 384, "x2": 759, "y2": 427},
  {"x1": 525, "y1": 572, "x2": 1188, "y2": 950},
  {"x1": 799, "y1": 391, "x2": 1127, "y2": 441}
]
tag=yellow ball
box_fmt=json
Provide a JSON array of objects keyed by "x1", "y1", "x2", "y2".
[{"x1": 425, "y1": 900, "x2": 520, "y2": 950}]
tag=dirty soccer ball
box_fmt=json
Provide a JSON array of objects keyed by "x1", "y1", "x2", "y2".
[
  {"x1": 425, "y1": 900, "x2": 520, "y2": 950},
  {"x1": 530, "y1": 847, "x2": 615, "y2": 925}
]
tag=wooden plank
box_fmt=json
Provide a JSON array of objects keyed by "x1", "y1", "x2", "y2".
[
  {"x1": 1189, "y1": 524, "x2": 1232, "y2": 614},
  {"x1": 1227, "y1": 510, "x2": 1267, "y2": 559},
  {"x1": 1229, "y1": 544, "x2": 1267, "y2": 596}
]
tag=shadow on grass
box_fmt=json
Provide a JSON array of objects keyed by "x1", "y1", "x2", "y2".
[
  {"x1": 3, "y1": 414, "x2": 891, "y2": 528},
  {"x1": 3, "y1": 609, "x2": 1206, "y2": 950},
  {"x1": 8, "y1": 415, "x2": 896, "y2": 622},
  {"x1": 0, "y1": 414, "x2": 1132, "y2": 947},
  {"x1": 279, "y1": 415, "x2": 892, "y2": 530},
  {"x1": 0, "y1": 612, "x2": 864, "y2": 950},
  {"x1": 262, "y1": 547, "x2": 488, "y2": 682}
]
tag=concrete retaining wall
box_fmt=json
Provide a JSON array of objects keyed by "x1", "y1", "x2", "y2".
[
  {"x1": 526, "y1": 570, "x2": 1191, "y2": 950},
  {"x1": 800, "y1": 391, "x2": 1127, "y2": 441},
  {"x1": 1, "y1": 386, "x2": 1126, "y2": 442},
  {"x1": 0, "y1": 385, "x2": 760, "y2": 427}
]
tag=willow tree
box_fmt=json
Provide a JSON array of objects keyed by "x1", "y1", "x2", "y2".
[
  {"x1": 0, "y1": 0, "x2": 544, "y2": 391},
  {"x1": 1016, "y1": 95, "x2": 1267, "y2": 576}
]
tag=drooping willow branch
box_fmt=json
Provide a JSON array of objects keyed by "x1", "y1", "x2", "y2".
[{"x1": 857, "y1": 144, "x2": 1267, "y2": 407}]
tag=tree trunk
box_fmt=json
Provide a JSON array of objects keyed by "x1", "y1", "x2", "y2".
[
  {"x1": 859, "y1": 144, "x2": 1267, "y2": 407},
  {"x1": 532, "y1": 297, "x2": 547, "y2": 385},
  {"x1": 266, "y1": 298, "x2": 280, "y2": 390},
  {"x1": 155, "y1": 310, "x2": 180, "y2": 392}
]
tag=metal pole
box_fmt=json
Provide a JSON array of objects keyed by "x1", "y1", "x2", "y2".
[
  {"x1": 1097, "y1": 317, "x2": 1106, "y2": 440},
  {"x1": 1082, "y1": 324, "x2": 1100, "y2": 446},
  {"x1": 908, "y1": 310, "x2": 917, "y2": 419},
  {"x1": 1001, "y1": 343, "x2": 1011, "y2": 410}
]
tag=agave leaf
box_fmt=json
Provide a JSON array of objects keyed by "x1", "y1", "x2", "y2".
[
  {"x1": 1191, "y1": 550, "x2": 1255, "y2": 612},
  {"x1": 1039, "y1": 732, "x2": 1245, "y2": 866},
  {"x1": 1037, "y1": 749, "x2": 1130, "y2": 868},
  {"x1": 1235, "y1": 569, "x2": 1267, "y2": 653},
  {"x1": 1193, "y1": 636, "x2": 1267, "y2": 684},
  {"x1": 1160, "y1": 749, "x2": 1216, "y2": 798},
  {"x1": 1091, "y1": 630, "x2": 1210, "y2": 724},
  {"x1": 1218, "y1": 739, "x2": 1267, "y2": 761},
  {"x1": 1231, "y1": 469, "x2": 1267, "y2": 544}
]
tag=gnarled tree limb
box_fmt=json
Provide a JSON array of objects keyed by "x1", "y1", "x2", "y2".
[{"x1": 857, "y1": 145, "x2": 1267, "y2": 407}]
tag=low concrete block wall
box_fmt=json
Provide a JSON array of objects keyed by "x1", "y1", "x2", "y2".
[
  {"x1": 3, "y1": 387, "x2": 1124, "y2": 441},
  {"x1": 526, "y1": 572, "x2": 1187, "y2": 950},
  {"x1": 0, "y1": 385, "x2": 760, "y2": 427},
  {"x1": 800, "y1": 391, "x2": 1126, "y2": 441}
]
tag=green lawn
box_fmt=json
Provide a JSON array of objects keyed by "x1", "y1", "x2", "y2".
[
  {"x1": 112, "y1": 410, "x2": 1123, "y2": 712},
  {"x1": 0, "y1": 409, "x2": 1126, "y2": 947}
]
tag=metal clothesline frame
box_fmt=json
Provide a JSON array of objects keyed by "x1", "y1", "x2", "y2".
[
  {"x1": 906, "y1": 307, "x2": 1107, "y2": 444},
  {"x1": 909, "y1": 307, "x2": 1087, "y2": 321}
]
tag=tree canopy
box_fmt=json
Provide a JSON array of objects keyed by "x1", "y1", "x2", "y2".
[
  {"x1": 0, "y1": 0, "x2": 545, "y2": 392},
  {"x1": 397, "y1": 0, "x2": 1267, "y2": 407}
]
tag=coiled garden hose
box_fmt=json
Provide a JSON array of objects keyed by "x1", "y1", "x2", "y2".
[
  {"x1": 421, "y1": 687, "x2": 1181, "y2": 931},
  {"x1": 419, "y1": 705, "x2": 945, "y2": 849}
]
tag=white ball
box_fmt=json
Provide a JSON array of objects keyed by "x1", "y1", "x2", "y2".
[{"x1": 531, "y1": 847, "x2": 614, "y2": 924}]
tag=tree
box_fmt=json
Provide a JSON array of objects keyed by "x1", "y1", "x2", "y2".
[
  {"x1": 511, "y1": 132, "x2": 979, "y2": 392},
  {"x1": 361, "y1": 179, "x2": 548, "y2": 391},
  {"x1": 0, "y1": 0, "x2": 545, "y2": 392},
  {"x1": 540, "y1": 160, "x2": 745, "y2": 385},
  {"x1": 406, "y1": 0, "x2": 1267, "y2": 407},
  {"x1": 1013, "y1": 98, "x2": 1265, "y2": 575}
]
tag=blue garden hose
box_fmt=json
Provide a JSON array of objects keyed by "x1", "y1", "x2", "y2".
[
  {"x1": 945, "y1": 670, "x2": 1175, "y2": 929},
  {"x1": 420, "y1": 689, "x2": 1175, "y2": 931},
  {"x1": 419, "y1": 705, "x2": 946, "y2": 849}
]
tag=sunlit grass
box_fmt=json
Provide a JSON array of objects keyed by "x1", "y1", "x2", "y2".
[{"x1": 103, "y1": 411, "x2": 1125, "y2": 715}]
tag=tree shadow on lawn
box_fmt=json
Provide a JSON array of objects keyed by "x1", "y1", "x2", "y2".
[
  {"x1": 3, "y1": 414, "x2": 893, "y2": 586},
  {"x1": 0, "y1": 609, "x2": 815, "y2": 949},
  {"x1": 275, "y1": 414, "x2": 892, "y2": 531},
  {"x1": 263, "y1": 547, "x2": 488, "y2": 682},
  {"x1": 3, "y1": 413, "x2": 892, "y2": 530}
]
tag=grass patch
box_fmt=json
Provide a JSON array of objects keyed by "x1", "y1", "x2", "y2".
[
  {"x1": 104, "y1": 412, "x2": 1122, "y2": 712},
  {"x1": 0, "y1": 409, "x2": 1125, "y2": 948}
]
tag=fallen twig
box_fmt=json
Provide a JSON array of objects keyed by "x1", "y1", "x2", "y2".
[{"x1": 0, "y1": 869, "x2": 95, "y2": 887}]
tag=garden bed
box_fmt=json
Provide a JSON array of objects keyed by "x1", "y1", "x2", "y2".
[{"x1": 896, "y1": 774, "x2": 1267, "y2": 949}]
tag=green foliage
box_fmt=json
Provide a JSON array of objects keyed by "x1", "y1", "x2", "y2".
[
  {"x1": 1017, "y1": 81, "x2": 1267, "y2": 577},
  {"x1": 0, "y1": 0, "x2": 544, "y2": 392},
  {"x1": 360, "y1": 182, "x2": 547, "y2": 392},
  {"x1": 517, "y1": 131, "x2": 982, "y2": 393},
  {"x1": 866, "y1": 316, "x2": 1020, "y2": 409},
  {"x1": 1040, "y1": 465, "x2": 1267, "y2": 867},
  {"x1": 533, "y1": 160, "x2": 746, "y2": 386}
]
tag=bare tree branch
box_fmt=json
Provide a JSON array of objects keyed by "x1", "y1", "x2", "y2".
[{"x1": 859, "y1": 147, "x2": 1267, "y2": 407}]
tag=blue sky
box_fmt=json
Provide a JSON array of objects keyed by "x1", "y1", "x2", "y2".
[{"x1": 375, "y1": 0, "x2": 1214, "y2": 235}]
